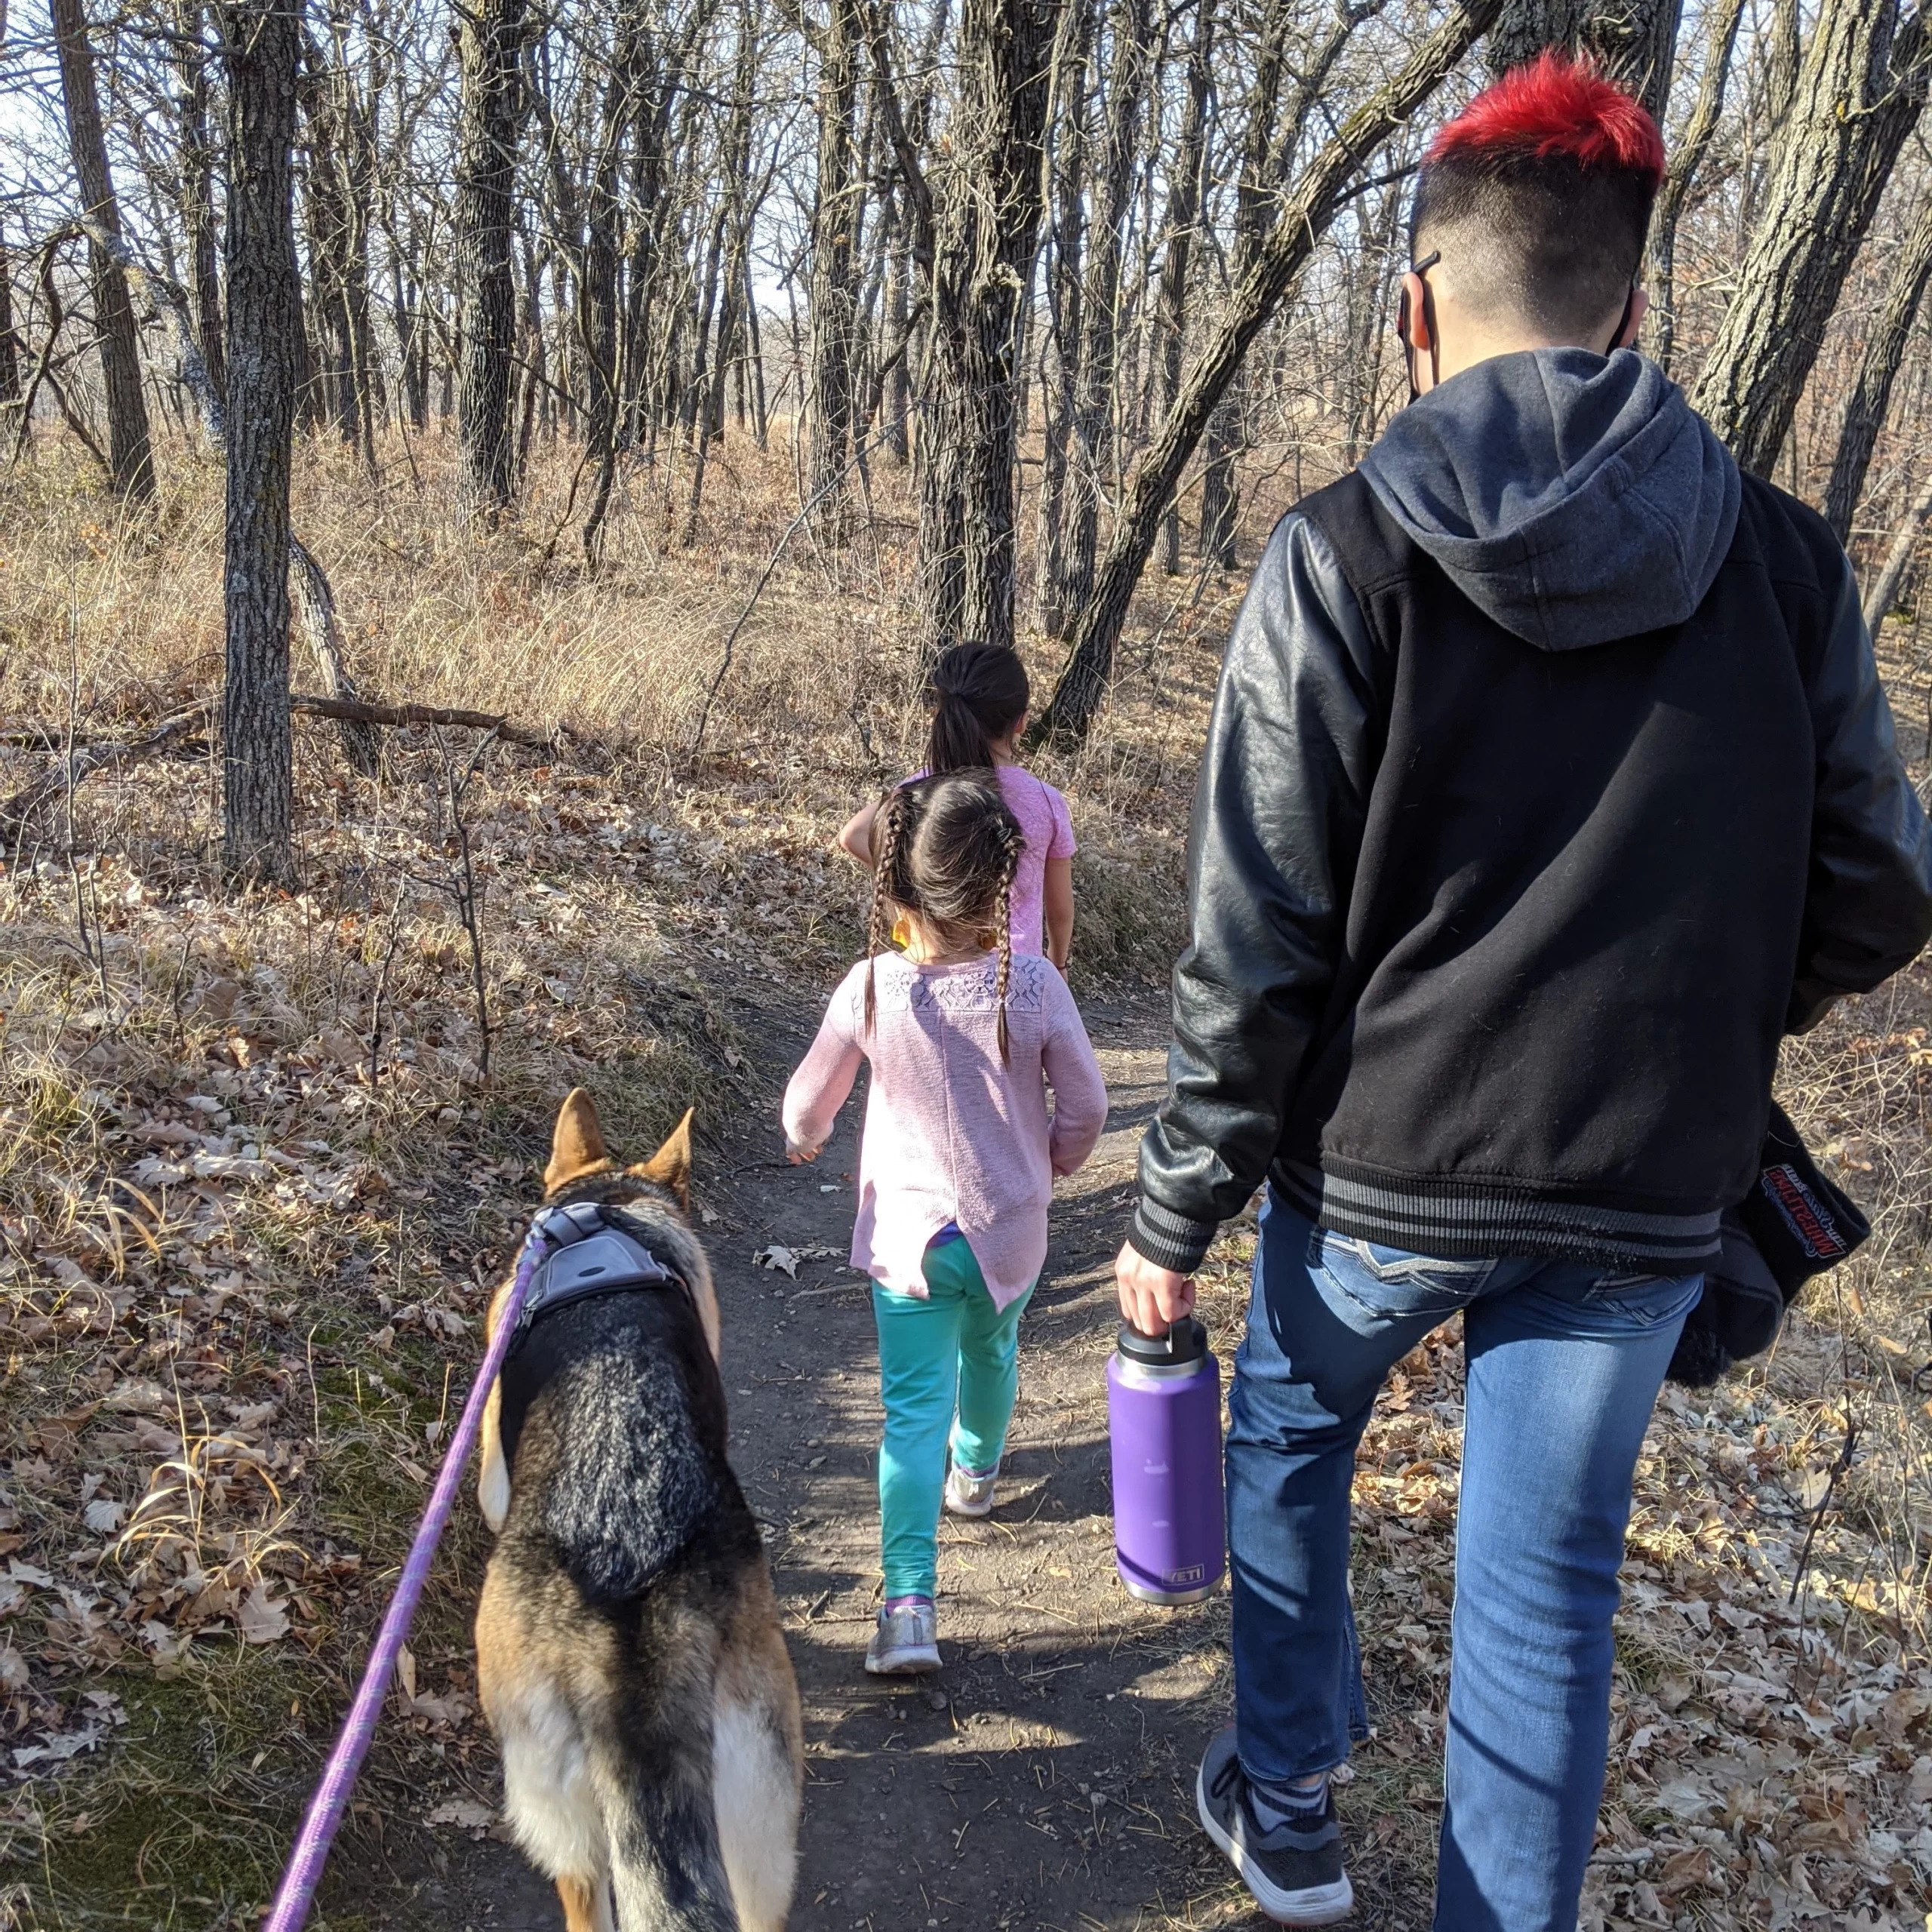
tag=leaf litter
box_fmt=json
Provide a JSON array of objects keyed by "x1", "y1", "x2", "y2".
[{"x1": 0, "y1": 554, "x2": 1924, "y2": 1925}]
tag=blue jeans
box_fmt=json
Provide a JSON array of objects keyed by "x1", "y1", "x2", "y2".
[{"x1": 1227, "y1": 1193, "x2": 1700, "y2": 1931}]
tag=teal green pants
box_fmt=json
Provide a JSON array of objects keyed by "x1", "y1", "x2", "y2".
[{"x1": 872, "y1": 1237, "x2": 1035, "y2": 1600}]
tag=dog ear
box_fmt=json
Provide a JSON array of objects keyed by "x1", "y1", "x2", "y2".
[
  {"x1": 545, "y1": 1088, "x2": 611, "y2": 1192},
  {"x1": 631, "y1": 1107, "x2": 694, "y2": 1208}
]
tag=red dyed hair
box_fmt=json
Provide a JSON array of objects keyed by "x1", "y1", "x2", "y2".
[{"x1": 1429, "y1": 51, "x2": 1664, "y2": 186}]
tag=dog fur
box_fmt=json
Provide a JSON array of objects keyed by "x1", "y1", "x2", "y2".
[{"x1": 475, "y1": 1090, "x2": 803, "y2": 1931}]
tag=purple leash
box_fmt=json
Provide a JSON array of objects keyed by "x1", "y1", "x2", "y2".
[{"x1": 261, "y1": 1217, "x2": 554, "y2": 1932}]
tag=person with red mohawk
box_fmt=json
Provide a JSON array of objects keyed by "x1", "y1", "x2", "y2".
[{"x1": 1115, "y1": 51, "x2": 1932, "y2": 1928}]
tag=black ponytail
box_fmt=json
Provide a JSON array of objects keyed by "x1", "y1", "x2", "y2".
[{"x1": 924, "y1": 642, "x2": 1030, "y2": 774}]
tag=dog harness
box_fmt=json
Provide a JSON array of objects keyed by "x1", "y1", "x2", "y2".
[{"x1": 508, "y1": 1198, "x2": 688, "y2": 1348}]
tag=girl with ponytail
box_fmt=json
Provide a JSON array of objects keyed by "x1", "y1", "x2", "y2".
[
  {"x1": 836, "y1": 642, "x2": 1078, "y2": 971},
  {"x1": 785, "y1": 772, "x2": 1107, "y2": 1675}
]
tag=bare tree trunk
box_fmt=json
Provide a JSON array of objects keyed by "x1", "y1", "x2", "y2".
[
  {"x1": 175, "y1": 0, "x2": 226, "y2": 405},
  {"x1": 392, "y1": 245, "x2": 428, "y2": 429},
  {"x1": 1342, "y1": 174, "x2": 1406, "y2": 464},
  {"x1": 1690, "y1": 0, "x2": 1929, "y2": 478},
  {"x1": 1647, "y1": 0, "x2": 1744, "y2": 374},
  {"x1": 620, "y1": 64, "x2": 673, "y2": 446},
  {"x1": 712, "y1": 26, "x2": 759, "y2": 450},
  {"x1": 877, "y1": 185, "x2": 909, "y2": 462},
  {"x1": 514, "y1": 222, "x2": 545, "y2": 479},
  {"x1": 1824, "y1": 180, "x2": 1932, "y2": 545},
  {"x1": 455, "y1": 0, "x2": 533, "y2": 512},
  {"x1": 1035, "y1": 0, "x2": 1094, "y2": 635},
  {"x1": 581, "y1": 0, "x2": 654, "y2": 567},
  {"x1": 1196, "y1": 0, "x2": 1298, "y2": 572},
  {"x1": 1488, "y1": 0, "x2": 1682, "y2": 122},
  {"x1": 0, "y1": 218, "x2": 20, "y2": 408},
  {"x1": 877, "y1": 0, "x2": 1060, "y2": 657},
  {"x1": 1155, "y1": 0, "x2": 1214, "y2": 576},
  {"x1": 51, "y1": 0, "x2": 156, "y2": 501},
  {"x1": 1037, "y1": 0, "x2": 1502, "y2": 742},
  {"x1": 808, "y1": 0, "x2": 863, "y2": 526},
  {"x1": 298, "y1": 32, "x2": 358, "y2": 446},
  {"x1": 218, "y1": 0, "x2": 300, "y2": 884},
  {"x1": 1054, "y1": 0, "x2": 1154, "y2": 628},
  {"x1": 329, "y1": 14, "x2": 384, "y2": 466},
  {"x1": 1763, "y1": 0, "x2": 1801, "y2": 128},
  {"x1": 1862, "y1": 466, "x2": 1932, "y2": 635}
]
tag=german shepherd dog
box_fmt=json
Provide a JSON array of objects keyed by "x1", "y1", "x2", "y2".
[{"x1": 475, "y1": 1091, "x2": 803, "y2": 1930}]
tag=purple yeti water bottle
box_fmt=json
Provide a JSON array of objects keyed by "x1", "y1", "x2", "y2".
[{"x1": 1106, "y1": 1317, "x2": 1224, "y2": 1604}]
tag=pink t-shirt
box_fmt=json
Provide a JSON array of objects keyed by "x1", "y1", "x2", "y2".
[
  {"x1": 782, "y1": 952, "x2": 1109, "y2": 1309},
  {"x1": 903, "y1": 764, "x2": 1075, "y2": 956}
]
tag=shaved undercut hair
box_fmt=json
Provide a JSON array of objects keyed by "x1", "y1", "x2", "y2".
[{"x1": 1411, "y1": 53, "x2": 1667, "y2": 344}]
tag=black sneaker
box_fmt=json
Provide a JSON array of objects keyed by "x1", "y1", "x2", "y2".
[{"x1": 1195, "y1": 1726, "x2": 1354, "y2": 1925}]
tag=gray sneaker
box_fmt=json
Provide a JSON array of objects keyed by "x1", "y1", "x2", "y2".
[
  {"x1": 1195, "y1": 1726, "x2": 1353, "y2": 1925},
  {"x1": 864, "y1": 1599, "x2": 940, "y2": 1674},
  {"x1": 943, "y1": 1457, "x2": 999, "y2": 1518}
]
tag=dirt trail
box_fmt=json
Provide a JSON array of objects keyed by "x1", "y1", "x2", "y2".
[{"x1": 378, "y1": 999, "x2": 1262, "y2": 1932}]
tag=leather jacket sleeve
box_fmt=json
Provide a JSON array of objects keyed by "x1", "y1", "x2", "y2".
[
  {"x1": 1130, "y1": 513, "x2": 1379, "y2": 1273},
  {"x1": 1787, "y1": 556, "x2": 1932, "y2": 1032}
]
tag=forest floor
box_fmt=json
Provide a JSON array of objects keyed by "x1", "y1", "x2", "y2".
[{"x1": 0, "y1": 431, "x2": 1929, "y2": 1930}]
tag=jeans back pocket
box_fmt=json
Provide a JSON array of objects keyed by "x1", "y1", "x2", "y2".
[
  {"x1": 1311, "y1": 1229, "x2": 1497, "y2": 1321},
  {"x1": 1580, "y1": 1269, "x2": 1705, "y2": 1331}
]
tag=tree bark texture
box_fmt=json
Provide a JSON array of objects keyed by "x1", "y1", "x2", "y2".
[
  {"x1": 1051, "y1": 0, "x2": 1154, "y2": 631},
  {"x1": 899, "y1": 0, "x2": 1060, "y2": 657},
  {"x1": 0, "y1": 219, "x2": 20, "y2": 407},
  {"x1": 1155, "y1": 0, "x2": 1214, "y2": 575},
  {"x1": 1036, "y1": 0, "x2": 1503, "y2": 743},
  {"x1": 1823, "y1": 180, "x2": 1932, "y2": 544},
  {"x1": 876, "y1": 188, "x2": 910, "y2": 461},
  {"x1": 580, "y1": 0, "x2": 654, "y2": 565},
  {"x1": 1035, "y1": 0, "x2": 1095, "y2": 634},
  {"x1": 1195, "y1": 0, "x2": 1299, "y2": 571},
  {"x1": 175, "y1": 0, "x2": 226, "y2": 405},
  {"x1": 808, "y1": 0, "x2": 864, "y2": 522},
  {"x1": 297, "y1": 34, "x2": 358, "y2": 444},
  {"x1": 1862, "y1": 466, "x2": 1932, "y2": 632},
  {"x1": 1689, "y1": 0, "x2": 1929, "y2": 478},
  {"x1": 290, "y1": 537, "x2": 381, "y2": 775},
  {"x1": 455, "y1": 0, "x2": 533, "y2": 510},
  {"x1": 298, "y1": 15, "x2": 383, "y2": 462},
  {"x1": 1647, "y1": 0, "x2": 1744, "y2": 374},
  {"x1": 218, "y1": 0, "x2": 300, "y2": 885},
  {"x1": 1487, "y1": 0, "x2": 1683, "y2": 122},
  {"x1": 51, "y1": 0, "x2": 156, "y2": 501}
]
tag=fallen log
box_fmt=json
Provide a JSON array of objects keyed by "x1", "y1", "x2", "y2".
[
  {"x1": 2, "y1": 692, "x2": 567, "y2": 844},
  {"x1": 287, "y1": 693, "x2": 562, "y2": 753},
  {"x1": 290, "y1": 546, "x2": 382, "y2": 776},
  {"x1": 2, "y1": 695, "x2": 560, "y2": 760},
  {"x1": 0, "y1": 706, "x2": 211, "y2": 835}
]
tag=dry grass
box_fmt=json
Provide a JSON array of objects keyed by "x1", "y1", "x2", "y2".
[
  {"x1": 0, "y1": 420, "x2": 1215, "y2": 1927},
  {"x1": 0, "y1": 418, "x2": 1927, "y2": 1928}
]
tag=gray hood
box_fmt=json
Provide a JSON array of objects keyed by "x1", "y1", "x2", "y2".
[{"x1": 1357, "y1": 347, "x2": 1740, "y2": 651}]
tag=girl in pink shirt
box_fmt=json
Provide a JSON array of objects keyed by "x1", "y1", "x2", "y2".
[
  {"x1": 785, "y1": 773, "x2": 1107, "y2": 1675},
  {"x1": 836, "y1": 642, "x2": 1078, "y2": 969}
]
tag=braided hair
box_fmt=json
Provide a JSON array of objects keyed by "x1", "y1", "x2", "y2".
[
  {"x1": 989, "y1": 812, "x2": 1023, "y2": 1069},
  {"x1": 863, "y1": 784, "x2": 910, "y2": 1041},
  {"x1": 860, "y1": 772, "x2": 1025, "y2": 1066}
]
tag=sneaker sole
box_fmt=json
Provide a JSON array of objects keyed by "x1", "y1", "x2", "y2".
[
  {"x1": 943, "y1": 1491, "x2": 994, "y2": 1518},
  {"x1": 1195, "y1": 1761, "x2": 1354, "y2": 1926},
  {"x1": 865, "y1": 1642, "x2": 941, "y2": 1675}
]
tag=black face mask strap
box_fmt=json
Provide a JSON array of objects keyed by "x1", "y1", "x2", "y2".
[
  {"x1": 1398, "y1": 250, "x2": 1442, "y2": 405},
  {"x1": 1606, "y1": 282, "x2": 1637, "y2": 357}
]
